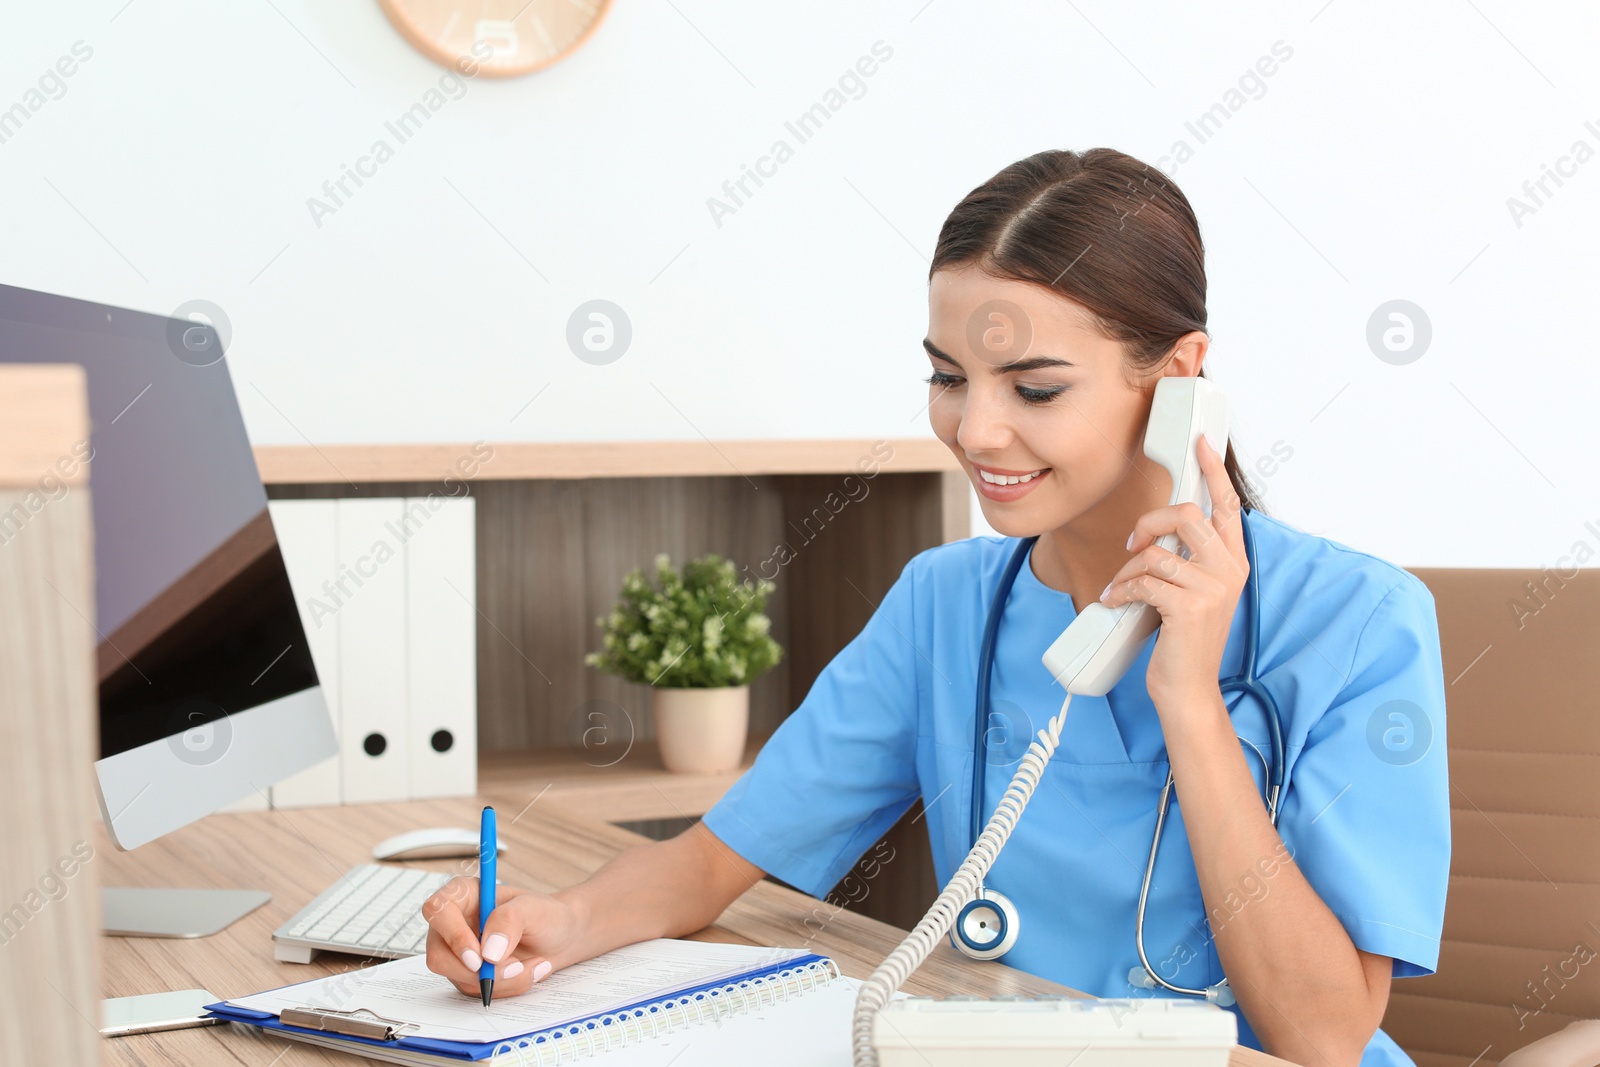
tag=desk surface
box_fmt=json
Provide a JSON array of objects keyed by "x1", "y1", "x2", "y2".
[
  {"x1": 99, "y1": 794, "x2": 1289, "y2": 1066},
  {"x1": 476, "y1": 736, "x2": 767, "y2": 822}
]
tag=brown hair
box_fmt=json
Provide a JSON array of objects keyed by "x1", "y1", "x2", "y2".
[{"x1": 929, "y1": 147, "x2": 1265, "y2": 515}]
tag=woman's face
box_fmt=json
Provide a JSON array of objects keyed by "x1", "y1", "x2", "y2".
[{"x1": 925, "y1": 265, "x2": 1176, "y2": 538}]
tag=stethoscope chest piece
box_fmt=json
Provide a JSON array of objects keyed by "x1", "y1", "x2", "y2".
[{"x1": 951, "y1": 887, "x2": 1020, "y2": 961}]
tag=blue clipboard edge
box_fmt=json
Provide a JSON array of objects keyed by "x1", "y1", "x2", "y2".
[{"x1": 203, "y1": 950, "x2": 838, "y2": 1062}]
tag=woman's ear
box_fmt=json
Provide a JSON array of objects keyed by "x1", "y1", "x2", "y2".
[{"x1": 1164, "y1": 331, "x2": 1211, "y2": 377}]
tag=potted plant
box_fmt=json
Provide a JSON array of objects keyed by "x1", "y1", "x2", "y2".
[{"x1": 585, "y1": 553, "x2": 782, "y2": 773}]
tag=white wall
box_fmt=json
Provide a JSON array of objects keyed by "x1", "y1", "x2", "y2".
[{"x1": 3, "y1": 1, "x2": 1594, "y2": 567}]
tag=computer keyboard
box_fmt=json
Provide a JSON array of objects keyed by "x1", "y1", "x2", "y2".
[{"x1": 272, "y1": 863, "x2": 452, "y2": 963}]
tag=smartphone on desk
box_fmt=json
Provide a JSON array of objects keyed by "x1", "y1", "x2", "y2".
[{"x1": 100, "y1": 989, "x2": 225, "y2": 1038}]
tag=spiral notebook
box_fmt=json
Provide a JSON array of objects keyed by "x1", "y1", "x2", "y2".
[{"x1": 204, "y1": 938, "x2": 855, "y2": 1065}]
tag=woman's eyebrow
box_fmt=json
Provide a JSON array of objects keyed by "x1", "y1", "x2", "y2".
[{"x1": 922, "y1": 338, "x2": 1074, "y2": 372}]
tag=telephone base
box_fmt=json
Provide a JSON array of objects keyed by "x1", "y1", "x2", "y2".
[{"x1": 872, "y1": 995, "x2": 1237, "y2": 1067}]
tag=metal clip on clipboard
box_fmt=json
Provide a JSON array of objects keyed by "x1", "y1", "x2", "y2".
[{"x1": 279, "y1": 1006, "x2": 418, "y2": 1041}]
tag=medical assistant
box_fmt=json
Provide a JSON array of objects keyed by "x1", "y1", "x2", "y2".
[{"x1": 701, "y1": 508, "x2": 1451, "y2": 1067}]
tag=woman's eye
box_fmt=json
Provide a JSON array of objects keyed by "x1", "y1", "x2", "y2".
[
  {"x1": 924, "y1": 371, "x2": 1066, "y2": 406},
  {"x1": 1016, "y1": 384, "x2": 1067, "y2": 405}
]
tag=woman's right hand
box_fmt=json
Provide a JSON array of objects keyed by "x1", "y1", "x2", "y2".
[{"x1": 420, "y1": 877, "x2": 585, "y2": 1000}]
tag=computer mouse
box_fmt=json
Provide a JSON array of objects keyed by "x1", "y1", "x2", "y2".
[{"x1": 372, "y1": 827, "x2": 508, "y2": 862}]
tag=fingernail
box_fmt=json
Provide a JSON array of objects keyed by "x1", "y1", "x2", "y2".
[
  {"x1": 1099, "y1": 583, "x2": 1112, "y2": 602},
  {"x1": 532, "y1": 960, "x2": 553, "y2": 982},
  {"x1": 1204, "y1": 432, "x2": 1221, "y2": 455},
  {"x1": 1125, "y1": 531, "x2": 1136, "y2": 551},
  {"x1": 461, "y1": 949, "x2": 482, "y2": 971},
  {"x1": 482, "y1": 934, "x2": 508, "y2": 962},
  {"x1": 503, "y1": 960, "x2": 524, "y2": 979}
]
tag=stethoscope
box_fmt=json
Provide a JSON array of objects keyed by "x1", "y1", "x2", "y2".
[{"x1": 953, "y1": 509, "x2": 1284, "y2": 1007}]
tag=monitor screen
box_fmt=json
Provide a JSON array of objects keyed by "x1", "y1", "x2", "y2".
[{"x1": 0, "y1": 284, "x2": 331, "y2": 841}]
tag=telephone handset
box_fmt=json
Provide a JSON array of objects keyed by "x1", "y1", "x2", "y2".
[{"x1": 1040, "y1": 376, "x2": 1230, "y2": 696}]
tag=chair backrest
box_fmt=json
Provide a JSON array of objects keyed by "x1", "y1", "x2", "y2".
[{"x1": 1384, "y1": 566, "x2": 1600, "y2": 1067}]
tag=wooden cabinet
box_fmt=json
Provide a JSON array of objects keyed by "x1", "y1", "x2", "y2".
[{"x1": 0, "y1": 365, "x2": 103, "y2": 1065}]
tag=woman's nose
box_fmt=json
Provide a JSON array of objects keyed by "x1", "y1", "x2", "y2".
[{"x1": 954, "y1": 379, "x2": 1015, "y2": 455}]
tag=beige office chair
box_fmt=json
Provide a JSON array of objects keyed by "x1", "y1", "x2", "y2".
[{"x1": 1382, "y1": 568, "x2": 1600, "y2": 1067}]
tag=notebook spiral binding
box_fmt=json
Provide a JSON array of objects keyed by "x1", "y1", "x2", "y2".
[{"x1": 489, "y1": 957, "x2": 842, "y2": 1067}]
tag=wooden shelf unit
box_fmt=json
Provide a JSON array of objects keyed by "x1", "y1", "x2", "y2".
[
  {"x1": 258, "y1": 438, "x2": 970, "y2": 931},
  {"x1": 256, "y1": 438, "x2": 969, "y2": 750}
]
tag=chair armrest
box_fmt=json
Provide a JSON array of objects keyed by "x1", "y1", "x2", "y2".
[{"x1": 1500, "y1": 1020, "x2": 1600, "y2": 1067}]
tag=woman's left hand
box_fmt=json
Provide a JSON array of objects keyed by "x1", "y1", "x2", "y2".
[{"x1": 1100, "y1": 435, "x2": 1248, "y2": 714}]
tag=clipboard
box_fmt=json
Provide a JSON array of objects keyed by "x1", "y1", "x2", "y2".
[
  {"x1": 278, "y1": 1006, "x2": 419, "y2": 1041},
  {"x1": 203, "y1": 946, "x2": 842, "y2": 1063}
]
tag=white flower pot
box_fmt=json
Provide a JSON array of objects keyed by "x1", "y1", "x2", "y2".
[{"x1": 651, "y1": 685, "x2": 749, "y2": 774}]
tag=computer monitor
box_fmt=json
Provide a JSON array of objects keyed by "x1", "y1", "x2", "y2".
[{"x1": 0, "y1": 283, "x2": 337, "y2": 932}]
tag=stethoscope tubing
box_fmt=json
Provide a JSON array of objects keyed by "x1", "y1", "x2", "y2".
[
  {"x1": 969, "y1": 530, "x2": 1041, "y2": 846},
  {"x1": 966, "y1": 509, "x2": 1285, "y2": 1000}
]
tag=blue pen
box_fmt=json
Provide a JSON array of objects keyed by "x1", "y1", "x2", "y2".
[{"x1": 478, "y1": 805, "x2": 497, "y2": 1006}]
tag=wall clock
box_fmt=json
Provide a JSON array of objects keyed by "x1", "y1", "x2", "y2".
[{"x1": 378, "y1": 0, "x2": 613, "y2": 77}]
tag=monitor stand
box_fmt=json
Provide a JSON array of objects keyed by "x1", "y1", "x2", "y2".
[{"x1": 101, "y1": 887, "x2": 271, "y2": 938}]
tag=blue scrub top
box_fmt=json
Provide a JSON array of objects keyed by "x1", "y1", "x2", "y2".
[{"x1": 702, "y1": 508, "x2": 1450, "y2": 1067}]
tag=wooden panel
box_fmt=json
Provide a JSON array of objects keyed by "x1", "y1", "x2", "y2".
[
  {"x1": 776, "y1": 471, "x2": 944, "y2": 715},
  {"x1": 0, "y1": 369, "x2": 102, "y2": 1066},
  {"x1": 253, "y1": 437, "x2": 960, "y2": 485},
  {"x1": 774, "y1": 470, "x2": 948, "y2": 933},
  {"x1": 940, "y1": 468, "x2": 973, "y2": 544},
  {"x1": 94, "y1": 796, "x2": 1291, "y2": 1067},
  {"x1": 822, "y1": 799, "x2": 939, "y2": 934},
  {"x1": 0, "y1": 363, "x2": 89, "y2": 487}
]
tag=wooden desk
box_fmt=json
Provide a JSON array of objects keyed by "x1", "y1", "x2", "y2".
[
  {"x1": 98, "y1": 797, "x2": 1289, "y2": 1067},
  {"x1": 476, "y1": 735, "x2": 767, "y2": 823}
]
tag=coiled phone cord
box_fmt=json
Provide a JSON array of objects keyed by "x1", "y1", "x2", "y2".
[{"x1": 850, "y1": 693, "x2": 1074, "y2": 1067}]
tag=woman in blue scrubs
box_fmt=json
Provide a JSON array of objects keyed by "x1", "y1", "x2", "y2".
[{"x1": 421, "y1": 148, "x2": 1450, "y2": 1067}]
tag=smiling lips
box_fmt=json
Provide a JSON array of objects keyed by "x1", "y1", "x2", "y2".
[
  {"x1": 971, "y1": 463, "x2": 1052, "y2": 500},
  {"x1": 976, "y1": 467, "x2": 1047, "y2": 486}
]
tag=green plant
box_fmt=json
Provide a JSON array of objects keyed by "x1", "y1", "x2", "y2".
[{"x1": 584, "y1": 552, "x2": 782, "y2": 688}]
